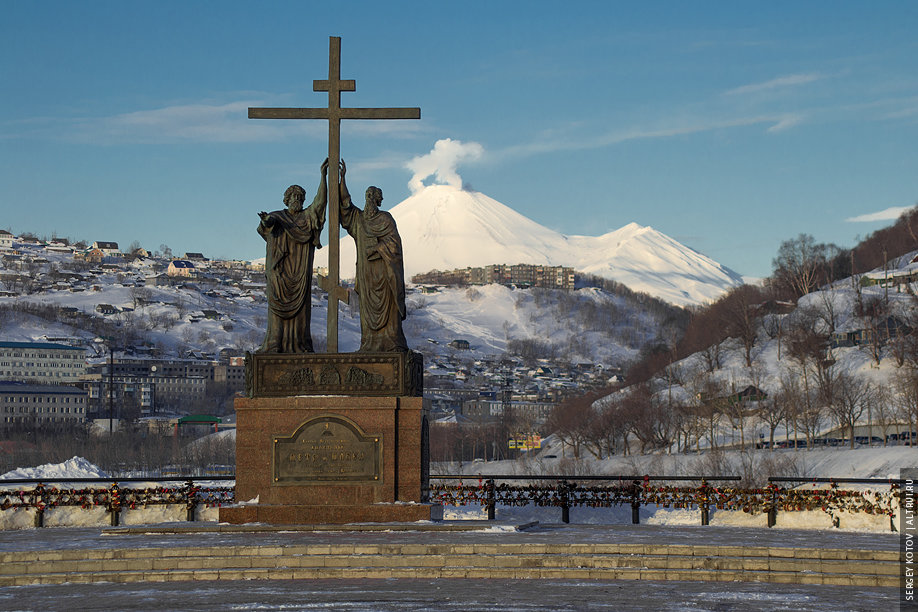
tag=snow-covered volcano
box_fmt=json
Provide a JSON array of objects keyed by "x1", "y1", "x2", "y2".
[{"x1": 316, "y1": 184, "x2": 743, "y2": 306}]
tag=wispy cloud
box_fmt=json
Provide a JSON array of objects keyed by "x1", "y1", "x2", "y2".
[
  {"x1": 497, "y1": 113, "x2": 798, "y2": 160},
  {"x1": 72, "y1": 101, "x2": 324, "y2": 144},
  {"x1": 846, "y1": 206, "x2": 912, "y2": 223},
  {"x1": 725, "y1": 73, "x2": 826, "y2": 96},
  {"x1": 883, "y1": 99, "x2": 918, "y2": 120},
  {"x1": 766, "y1": 114, "x2": 804, "y2": 132},
  {"x1": 7, "y1": 99, "x2": 424, "y2": 145}
]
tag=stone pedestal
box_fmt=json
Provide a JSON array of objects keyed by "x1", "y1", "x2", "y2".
[{"x1": 220, "y1": 351, "x2": 437, "y2": 524}]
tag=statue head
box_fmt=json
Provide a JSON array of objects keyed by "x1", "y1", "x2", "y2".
[
  {"x1": 365, "y1": 186, "x2": 383, "y2": 211},
  {"x1": 283, "y1": 185, "x2": 307, "y2": 212}
]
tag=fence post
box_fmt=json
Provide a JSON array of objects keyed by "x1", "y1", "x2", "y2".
[
  {"x1": 699, "y1": 479, "x2": 709, "y2": 526},
  {"x1": 767, "y1": 484, "x2": 777, "y2": 528},
  {"x1": 184, "y1": 479, "x2": 197, "y2": 522},
  {"x1": 108, "y1": 482, "x2": 121, "y2": 527},
  {"x1": 631, "y1": 480, "x2": 641, "y2": 524},
  {"x1": 33, "y1": 483, "x2": 45, "y2": 528},
  {"x1": 559, "y1": 481, "x2": 570, "y2": 524},
  {"x1": 485, "y1": 479, "x2": 495, "y2": 521}
]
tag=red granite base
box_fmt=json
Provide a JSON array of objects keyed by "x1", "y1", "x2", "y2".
[
  {"x1": 220, "y1": 503, "x2": 441, "y2": 525},
  {"x1": 220, "y1": 394, "x2": 434, "y2": 525}
]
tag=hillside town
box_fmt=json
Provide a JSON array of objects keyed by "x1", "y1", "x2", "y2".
[
  {"x1": 3, "y1": 218, "x2": 918, "y2": 468},
  {"x1": 0, "y1": 230, "x2": 618, "y2": 444}
]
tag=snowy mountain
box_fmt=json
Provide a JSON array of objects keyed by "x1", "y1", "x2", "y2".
[{"x1": 316, "y1": 184, "x2": 743, "y2": 307}]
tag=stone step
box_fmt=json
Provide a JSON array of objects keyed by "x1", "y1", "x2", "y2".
[{"x1": 0, "y1": 543, "x2": 898, "y2": 587}]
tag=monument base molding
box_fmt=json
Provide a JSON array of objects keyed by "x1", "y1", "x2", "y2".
[
  {"x1": 220, "y1": 502, "x2": 441, "y2": 525},
  {"x1": 220, "y1": 394, "x2": 435, "y2": 525}
]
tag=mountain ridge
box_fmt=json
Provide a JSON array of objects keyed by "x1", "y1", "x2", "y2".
[{"x1": 316, "y1": 184, "x2": 743, "y2": 306}]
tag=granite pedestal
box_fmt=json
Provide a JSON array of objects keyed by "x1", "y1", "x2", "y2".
[{"x1": 220, "y1": 352, "x2": 437, "y2": 525}]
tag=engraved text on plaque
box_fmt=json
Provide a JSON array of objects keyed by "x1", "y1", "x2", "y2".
[{"x1": 273, "y1": 414, "x2": 381, "y2": 483}]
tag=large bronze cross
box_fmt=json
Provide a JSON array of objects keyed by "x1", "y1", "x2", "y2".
[{"x1": 248, "y1": 36, "x2": 420, "y2": 352}]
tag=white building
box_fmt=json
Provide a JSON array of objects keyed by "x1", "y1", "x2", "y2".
[{"x1": 0, "y1": 341, "x2": 87, "y2": 385}]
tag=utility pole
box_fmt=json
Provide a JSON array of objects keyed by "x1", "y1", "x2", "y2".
[{"x1": 108, "y1": 345, "x2": 114, "y2": 434}]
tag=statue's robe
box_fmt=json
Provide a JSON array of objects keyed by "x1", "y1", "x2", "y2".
[
  {"x1": 257, "y1": 200, "x2": 325, "y2": 353},
  {"x1": 340, "y1": 196, "x2": 408, "y2": 352}
]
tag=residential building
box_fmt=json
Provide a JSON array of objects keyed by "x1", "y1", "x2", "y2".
[
  {"x1": 167, "y1": 260, "x2": 196, "y2": 277},
  {"x1": 0, "y1": 341, "x2": 87, "y2": 385},
  {"x1": 83, "y1": 358, "x2": 244, "y2": 417},
  {"x1": 0, "y1": 381, "x2": 87, "y2": 429},
  {"x1": 91, "y1": 241, "x2": 121, "y2": 256},
  {"x1": 0, "y1": 230, "x2": 15, "y2": 250},
  {"x1": 461, "y1": 398, "x2": 556, "y2": 427},
  {"x1": 413, "y1": 263, "x2": 575, "y2": 290}
]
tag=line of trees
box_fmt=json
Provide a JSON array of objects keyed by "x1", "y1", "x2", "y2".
[
  {"x1": 542, "y1": 357, "x2": 918, "y2": 458},
  {"x1": 0, "y1": 425, "x2": 234, "y2": 477},
  {"x1": 545, "y1": 206, "x2": 918, "y2": 456},
  {"x1": 627, "y1": 205, "x2": 918, "y2": 385}
]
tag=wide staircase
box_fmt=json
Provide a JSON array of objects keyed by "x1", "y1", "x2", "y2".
[{"x1": 0, "y1": 541, "x2": 898, "y2": 587}]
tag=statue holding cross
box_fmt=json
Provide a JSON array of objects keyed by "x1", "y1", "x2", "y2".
[{"x1": 249, "y1": 36, "x2": 420, "y2": 354}]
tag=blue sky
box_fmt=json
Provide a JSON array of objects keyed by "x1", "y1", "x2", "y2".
[{"x1": 2, "y1": 1, "x2": 917, "y2": 278}]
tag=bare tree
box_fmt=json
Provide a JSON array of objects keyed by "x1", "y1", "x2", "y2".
[
  {"x1": 624, "y1": 382, "x2": 674, "y2": 454},
  {"x1": 130, "y1": 286, "x2": 151, "y2": 311},
  {"x1": 544, "y1": 396, "x2": 595, "y2": 460},
  {"x1": 699, "y1": 342, "x2": 723, "y2": 374},
  {"x1": 872, "y1": 387, "x2": 896, "y2": 445},
  {"x1": 759, "y1": 388, "x2": 789, "y2": 450},
  {"x1": 829, "y1": 372, "x2": 875, "y2": 448},
  {"x1": 894, "y1": 370, "x2": 918, "y2": 446},
  {"x1": 722, "y1": 285, "x2": 764, "y2": 368},
  {"x1": 855, "y1": 294, "x2": 890, "y2": 364},
  {"x1": 784, "y1": 307, "x2": 830, "y2": 447},
  {"x1": 691, "y1": 375, "x2": 726, "y2": 452},
  {"x1": 771, "y1": 234, "x2": 836, "y2": 298}
]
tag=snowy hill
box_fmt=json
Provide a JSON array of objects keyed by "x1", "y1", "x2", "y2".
[
  {"x1": 316, "y1": 184, "x2": 743, "y2": 307},
  {"x1": 593, "y1": 252, "x2": 918, "y2": 452},
  {"x1": 0, "y1": 249, "x2": 673, "y2": 369}
]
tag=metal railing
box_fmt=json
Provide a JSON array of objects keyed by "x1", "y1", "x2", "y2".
[
  {"x1": 429, "y1": 474, "x2": 908, "y2": 530},
  {"x1": 0, "y1": 476, "x2": 234, "y2": 527},
  {"x1": 0, "y1": 473, "x2": 909, "y2": 532}
]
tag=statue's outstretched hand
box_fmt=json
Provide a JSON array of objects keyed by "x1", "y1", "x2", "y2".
[
  {"x1": 339, "y1": 159, "x2": 347, "y2": 179},
  {"x1": 320, "y1": 158, "x2": 329, "y2": 175}
]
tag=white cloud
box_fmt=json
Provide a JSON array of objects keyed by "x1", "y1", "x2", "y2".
[
  {"x1": 497, "y1": 114, "x2": 797, "y2": 160},
  {"x1": 50, "y1": 100, "x2": 332, "y2": 144},
  {"x1": 845, "y1": 206, "x2": 911, "y2": 223},
  {"x1": 405, "y1": 138, "x2": 484, "y2": 193},
  {"x1": 766, "y1": 114, "x2": 804, "y2": 132},
  {"x1": 725, "y1": 73, "x2": 825, "y2": 96},
  {"x1": 82, "y1": 101, "x2": 304, "y2": 143}
]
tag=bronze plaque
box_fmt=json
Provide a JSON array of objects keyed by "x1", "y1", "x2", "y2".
[
  {"x1": 246, "y1": 351, "x2": 423, "y2": 398},
  {"x1": 273, "y1": 415, "x2": 381, "y2": 483}
]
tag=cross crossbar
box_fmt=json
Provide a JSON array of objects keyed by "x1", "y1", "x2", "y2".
[{"x1": 248, "y1": 36, "x2": 420, "y2": 352}]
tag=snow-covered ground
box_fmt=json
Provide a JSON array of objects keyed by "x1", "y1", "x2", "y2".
[{"x1": 454, "y1": 435, "x2": 917, "y2": 480}]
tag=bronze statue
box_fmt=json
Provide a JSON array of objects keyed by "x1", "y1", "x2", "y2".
[
  {"x1": 338, "y1": 160, "x2": 409, "y2": 352},
  {"x1": 257, "y1": 159, "x2": 329, "y2": 353}
]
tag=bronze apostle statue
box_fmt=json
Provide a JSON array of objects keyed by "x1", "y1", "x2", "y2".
[
  {"x1": 256, "y1": 159, "x2": 329, "y2": 353},
  {"x1": 338, "y1": 160, "x2": 409, "y2": 352}
]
